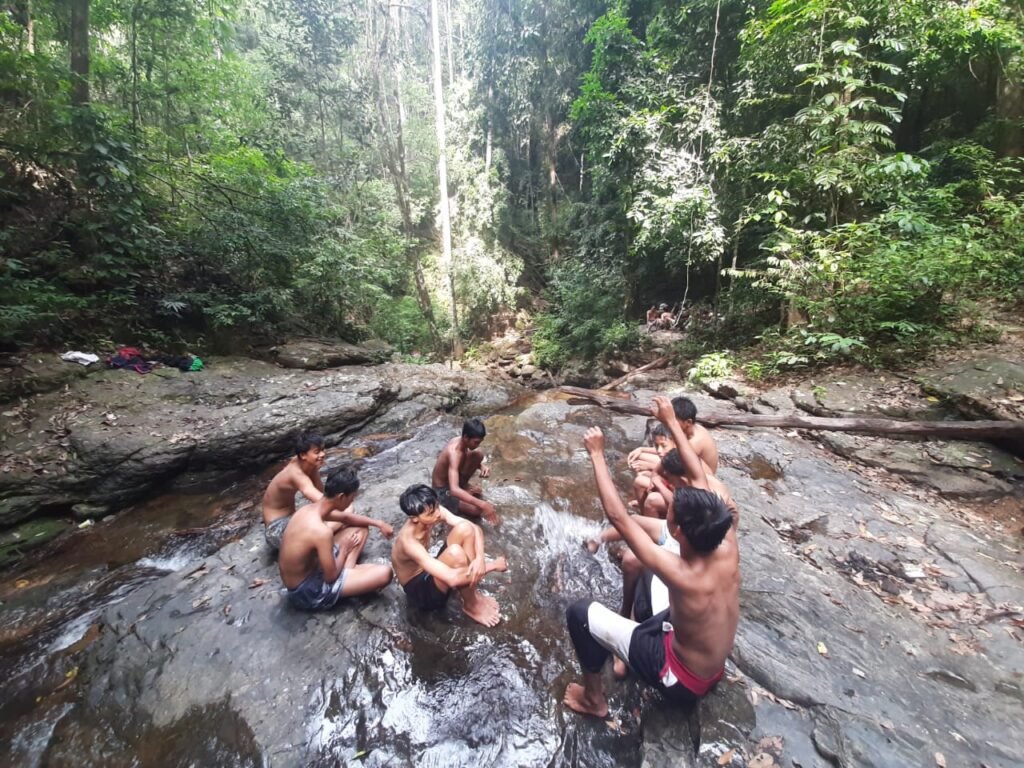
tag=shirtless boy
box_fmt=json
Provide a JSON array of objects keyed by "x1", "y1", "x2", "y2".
[
  {"x1": 629, "y1": 423, "x2": 673, "y2": 512},
  {"x1": 262, "y1": 432, "x2": 328, "y2": 550},
  {"x1": 563, "y1": 400, "x2": 739, "y2": 716},
  {"x1": 278, "y1": 465, "x2": 394, "y2": 611},
  {"x1": 628, "y1": 396, "x2": 718, "y2": 477},
  {"x1": 431, "y1": 418, "x2": 498, "y2": 525},
  {"x1": 392, "y1": 484, "x2": 508, "y2": 627}
]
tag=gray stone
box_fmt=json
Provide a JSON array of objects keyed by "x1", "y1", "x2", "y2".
[
  {"x1": 918, "y1": 356, "x2": 1024, "y2": 422},
  {"x1": 271, "y1": 337, "x2": 393, "y2": 369}
]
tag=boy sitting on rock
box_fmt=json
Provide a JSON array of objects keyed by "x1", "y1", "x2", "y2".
[
  {"x1": 431, "y1": 417, "x2": 499, "y2": 525},
  {"x1": 392, "y1": 484, "x2": 507, "y2": 627},
  {"x1": 278, "y1": 465, "x2": 394, "y2": 611}
]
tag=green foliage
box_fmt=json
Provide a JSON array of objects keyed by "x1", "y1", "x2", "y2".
[
  {"x1": 533, "y1": 260, "x2": 637, "y2": 369},
  {"x1": 687, "y1": 351, "x2": 735, "y2": 383}
]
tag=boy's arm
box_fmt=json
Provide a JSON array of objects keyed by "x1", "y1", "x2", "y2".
[
  {"x1": 404, "y1": 537, "x2": 470, "y2": 590},
  {"x1": 294, "y1": 470, "x2": 325, "y2": 503},
  {"x1": 652, "y1": 396, "x2": 710, "y2": 491},
  {"x1": 325, "y1": 509, "x2": 394, "y2": 538},
  {"x1": 316, "y1": 530, "x2": 343, "y2": 583},
  {"x1": 447, "y1": 450, "x2": 496, "y2": 520},
  {"x1": 584, "y1": 428, "x2": 688, "y2": 589}
]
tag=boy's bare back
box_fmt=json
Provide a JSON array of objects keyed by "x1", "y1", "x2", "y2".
[
  {"x1": 278, "y1": 503, "x2": 332, "y2": 588},
  {"x1": 263, "y1": 459, "x2": 323, "y2": 525}
]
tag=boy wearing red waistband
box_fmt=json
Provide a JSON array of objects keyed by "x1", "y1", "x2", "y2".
[{"x1": 563, "y1": 396, "x2": 740, "y2": 715}]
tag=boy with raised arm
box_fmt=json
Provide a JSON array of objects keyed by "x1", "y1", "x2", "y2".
[
  {"x1": 563, "y1": 396, "x2": 740, "y2": 717},
  {"x1": 627, "y1": 396, "x2": 718, "y2": 477},
  {"x1": 279, "y1": 465, "x2": 394, "y2": 611},
  {"x1": 262, "y1": 431, "x2": 329, "y2": 551},
  {"x1": 431, "y1": 417, "x2": 499, "y2": 525},
  {"x1": 392, "y1": 484, "x2": 507, "y2": 627}
]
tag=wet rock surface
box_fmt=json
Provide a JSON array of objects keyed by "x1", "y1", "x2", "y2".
[
  {"x1": 2, "y1": 389, "x2": 1020, "y2": 767},
  {"x1": 0, "y1": 358, "x2": 517, "y2": 530}
]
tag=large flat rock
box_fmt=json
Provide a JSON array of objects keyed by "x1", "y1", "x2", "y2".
[
  {"x1": 7, "y1": 390, "x2": 1020, "y2": 767},
  {"x1": 0, "y1": 358, "x2": 517, "y2": 530}
]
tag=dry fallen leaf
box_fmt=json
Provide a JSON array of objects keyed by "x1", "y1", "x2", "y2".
[
  {"x1": 718, "y1": 749, "x2": 735, "y2": 766},
  {"x1": 748, "y1": 754, "x2": 776, "y2": 768},
  {"x1": 756, "y1": 736, "x2": 784, "y2": 756},
  {"x1": 248, "y1": 578, "x2": 267, "y2": 589},
  {"x1": 934, "y1": 752, "x2": 947, "y2": 768},
  {"x1": 852, "y1": 667, "x2": 866, "y2": 679},
  {"x1": 817, "y1": 641, "x2": 829, "y2": 657}
]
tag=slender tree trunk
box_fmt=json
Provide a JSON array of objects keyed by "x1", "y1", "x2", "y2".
[
  {"x1": 997, "y1": 59, "x2": 1024, "y2": 158},
  {"x1": 444, "y1": 0, "x2": 455, "y2": 89},
  {"x1": 70, "y1": 0, "x2": 90, "y2": 106},
  {"x1": 16, "y1": 0, "x2": 34, "y2": 53},
  {"x1": 485, "y1": 83, "x2": 493, "y2": 173},
  {"x1": 130, "y1": 2, "x2": 139, "y2": 133},
  {"x1": 430, "y1": 0, "x2": 460, "y2": 358}
]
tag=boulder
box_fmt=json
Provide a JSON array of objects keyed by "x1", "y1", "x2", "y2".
[
  {"x1": 271, "y1": 338, "x2": 393, "y2": 370},
  {"x1": 918, "y1": 357, "x2": 1024, "y2": 422},
  {"x1": 0, "y1": 353, "x2": 95, "y2": 403}
]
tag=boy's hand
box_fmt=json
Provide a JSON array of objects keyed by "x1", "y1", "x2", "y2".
[
  {"x1": 651, "y1": 396, "x2": 676, "y2": 425},
  {"x1": 479, "y1": 463, "x2": 491, "y2": 478},
  {"x1": 583, "y1": 427, "x2": 605, "y2": 455},
  {"x1": 467, "y1": 556, "x2": 484, "y2": 586},
  {"x1": 377, "y1": 522, "x2": 394, "y2": 539},
  {"x1": 478, "y1": 500, "x2": 499, "y2": 526}
]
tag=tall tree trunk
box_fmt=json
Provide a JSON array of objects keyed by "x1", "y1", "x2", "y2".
[
  {"x1": 485, "y1": 83, "x2": 493, "y2": 173},
  {"x1": 16, "y1": 0, "x2": 34, "y2": 53},
  {"x1": 70, "y1": 0, "x2": 90, "y2": 106},
  {"x1": 373, "y1": 5, "x2": 440, "y2": 347},
  {"x1": 997, "y1": 59, "x2": 1024, "y2": 158},
  {"x1": 430, "y1": 0, "x2": 460, "y2": 359},
  {"x1": 444, "y1": 0, "x2": 455, "y2": 89}
]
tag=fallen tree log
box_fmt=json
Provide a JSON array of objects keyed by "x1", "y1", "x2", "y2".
[
  {"x1": 560, "y1": 386, "x2": 1024, "y2": 444},
  {"x1": 599, "y1": 356, "x2": 669, "y2": 391}
]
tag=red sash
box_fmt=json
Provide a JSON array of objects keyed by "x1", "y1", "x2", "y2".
[{"x1": 660, "y1": 630, "x2": 724, "y2": 696}]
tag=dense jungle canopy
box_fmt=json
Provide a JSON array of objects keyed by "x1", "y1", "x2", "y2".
[{"x1": 2, "y1": 0, "x2": 1023, "y2": 371}]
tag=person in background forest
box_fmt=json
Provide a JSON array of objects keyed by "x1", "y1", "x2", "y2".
[
  {"x1": 278, "y1": 465, "x2": 394, "y2": 611},
  {"x1": 563, "y1": 399, "x2": 739, "y2": 717},
  {"x1": 262, "y1": 432, "x2": 329, "y2": 551},
  {"x1": 431, "y1": 418, "x2": 499, "y2": 525},
  {"x1": 646, "y1": 305, "x2": 660, "y2": 328},
  {"x1": 392, "y1": 484, "x2": 507, "y2": 627}
]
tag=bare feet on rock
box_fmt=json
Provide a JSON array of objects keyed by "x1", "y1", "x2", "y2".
[
  {"x1": 489, "y1": 556, "x2": 508, "y2": 573},
  {"x1": 563, "y1": 683, "x2": 608, "y2": 718},
  {"x1": 461, "y1": 591, "x2": 501, "y2": 627},
  {"x1": 585, "y1": 537, "x2": 600, "y2": 554}
]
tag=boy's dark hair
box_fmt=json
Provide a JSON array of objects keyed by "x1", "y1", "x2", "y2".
[
  {"x1": 671, "y1": 396, "x2": 697, "y2": 423},
  {"x1": 673, "y1": 487, "x2": 732, "y2": 553},
  {"x1": 400, "y1": 484, "x2": 438, "y2": 517},
  {"x1": 661, "y1": 448, "x2": 686, "y2": 477},
  {"x1": 295, "y1": 431, "x2": 325, "y2": 457},
  {"x1": 651, "y1": 423, "x2": 670, "y2": 440},
  {"x1": 324, "y1": 465, "x2": 360, "y2": 497},
  {"x1": 462, "y1": 417, "x2": 486, "y2": 440}
]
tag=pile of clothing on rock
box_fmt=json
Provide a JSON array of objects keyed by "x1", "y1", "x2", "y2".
[{"x1": 61, "y1": 347, "x2": 204, "y2": 374}]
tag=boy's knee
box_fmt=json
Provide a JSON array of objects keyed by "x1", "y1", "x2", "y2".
[
  {"x1": 621, "y1": 550, "x2": 642, "y2": 575},
  {"x1": 566, "y1": 599, "x2": 591, "y2": 629},
  {"x1": 446, "y1": 543, "x2": 469, "y2": 566}
]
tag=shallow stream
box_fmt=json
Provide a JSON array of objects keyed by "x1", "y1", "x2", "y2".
[{"x1": 0, "y1": 393, "x2": 666, "y2": 767}]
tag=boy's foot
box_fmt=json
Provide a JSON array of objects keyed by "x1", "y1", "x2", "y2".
[
  {"x1": 461, "y1": 591, "x2": 501, "y2": 627},
  {"x1": 563, "y1": 683, "x2": 608, "y2": 718},
  {"x1": 490, "y1": 556, "x2": 508, "y2": 572},
  {"x1": 628, "y1": 499, "x2": 639, "y2": 509},
  {"x1": 612, "y1": 656, "x2": 628, "y2": 680},
  {"x1": 584, "y1": 538, "x2": 600, "y2": 554}
]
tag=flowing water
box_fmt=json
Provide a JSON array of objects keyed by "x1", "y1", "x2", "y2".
[{"x1": 0, "y1": 393, "x2": 667, "y2": 767}]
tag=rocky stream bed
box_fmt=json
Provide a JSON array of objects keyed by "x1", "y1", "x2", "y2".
[{"x1": 0, "y1": 350, "x2": 1021, "y2": 767}]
